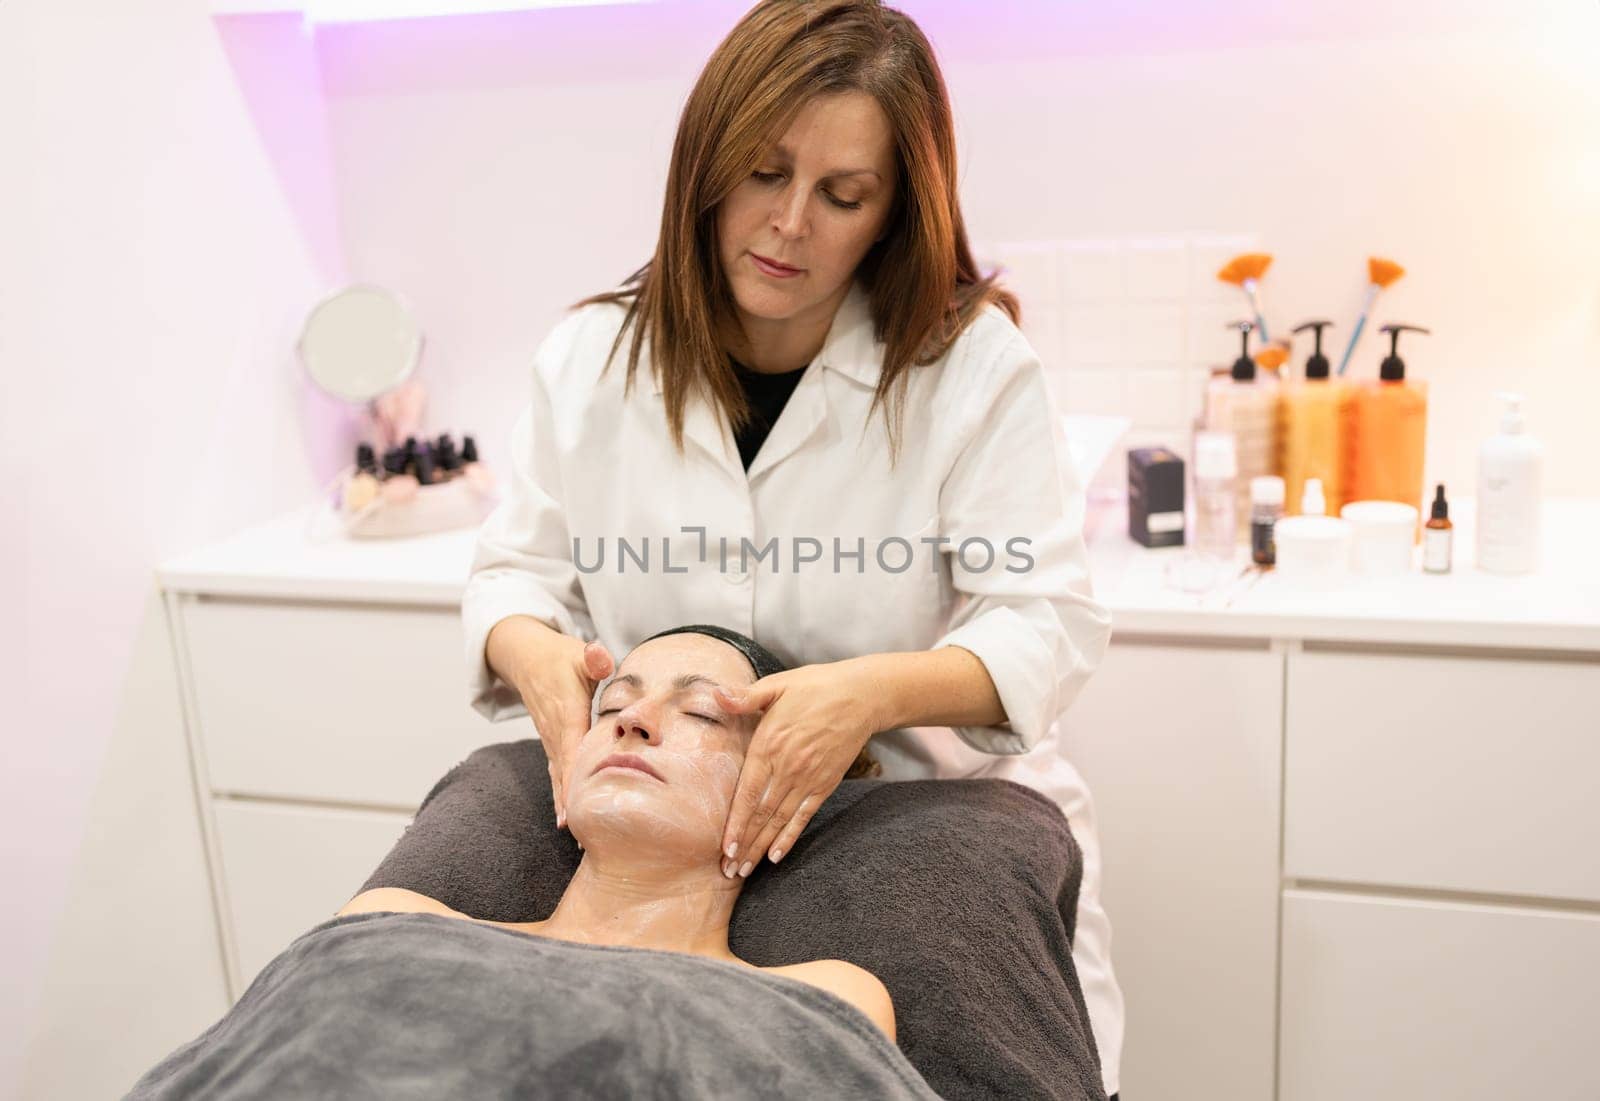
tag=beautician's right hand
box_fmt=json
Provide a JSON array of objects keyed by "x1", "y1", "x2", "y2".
[{"x1": 512, "y1": 635, "x2": 615, "y2": 829}]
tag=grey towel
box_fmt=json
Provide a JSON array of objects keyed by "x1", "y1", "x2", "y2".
[
  {"x1": 124, "y1": 910, "x2": 943, "y2": 1100},
  {"x1": 358, "y1": 739, "x2": 1106, "y2": 1100}
]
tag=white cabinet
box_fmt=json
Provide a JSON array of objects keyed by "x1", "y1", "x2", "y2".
[
  {"x1": 168, "y1": 590, "x2": 514, "y2": 997},
  {"x1": 213, "y1": 800, "x2": 412, "y2": 988},
  {"x1": 1062, "y1": 637, "x2": 1284, "y2": 1101},
  {"x1": 1285, "y1": 647, "x2": 1600, "y2": 903},
  {"x1": 184, "y1": 597, "x2": 489, "y2": 807},
  {"x1": 1279, "y1": 889, "x2": 1600, "y2": 1100},
  {"x1": 160, "y1": 508, "x2": 524, "y2": 1002}
]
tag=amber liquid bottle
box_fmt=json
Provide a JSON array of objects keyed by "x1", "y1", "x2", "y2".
[
  {"x1": 1279, "y1": 320, "x2": 1353, "y2": 516},
  {"x1": 1346, "y1": 323, "x2": 1430, "y2": 537}
]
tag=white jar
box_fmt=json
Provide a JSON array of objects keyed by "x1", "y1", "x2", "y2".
[
  {"x1": 1272, "y1": 515, "x2": 1351, "y2": 588},
  {"x1": 1340, "y1": 500, "x2": 1419, "y2": 575}
]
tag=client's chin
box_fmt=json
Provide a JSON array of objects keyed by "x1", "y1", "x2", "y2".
[{"x1": 566, "y1": 781, "x2": 728, "y2": 866}]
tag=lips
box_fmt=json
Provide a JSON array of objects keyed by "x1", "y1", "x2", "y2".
[
  {"x1": 750, "y1": 252, "x2": 803, "y2": 276},
  {"x1": 593, "y1": 753, "x2": 665, "y2": 782}
]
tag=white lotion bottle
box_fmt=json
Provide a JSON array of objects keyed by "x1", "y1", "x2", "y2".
[{"x1": 1475, "y1": 392, "x2": 1543, "y2": 574}]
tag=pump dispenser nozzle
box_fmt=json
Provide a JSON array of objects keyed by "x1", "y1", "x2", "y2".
[
  {"x1": 1292, "y1": 320, "x2": 1334, "y2": 380},
  {"x1": 1227, "y1": 320, "x2": 1256, "y2": 381},
  {"x1": 1494, "y1": 391, "x2": 1526, "y2": 434},
  {"x1": 1377, "y1": 323, "x2": 1430, "y2": 381}
]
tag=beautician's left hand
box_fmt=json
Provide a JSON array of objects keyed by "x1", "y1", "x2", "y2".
[{"x1": 715, "y1": 660, "x2": 880, "y2": 878}]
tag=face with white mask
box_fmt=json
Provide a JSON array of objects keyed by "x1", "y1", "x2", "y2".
[
  {"x1": 716, "y1": 91, "x2": 898, "y2": 335},
  {"x1": 563, "y1": 632, "x2": 763, "y2": 864}
]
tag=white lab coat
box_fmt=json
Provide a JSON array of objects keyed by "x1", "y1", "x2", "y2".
[{"x1": 460, "y1": 279, "x2": 1124, "y2": 1095}]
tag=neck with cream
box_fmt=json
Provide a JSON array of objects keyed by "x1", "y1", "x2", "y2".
[{"x1": 535, "y1": 850, "x2": 743, "y2": 961}]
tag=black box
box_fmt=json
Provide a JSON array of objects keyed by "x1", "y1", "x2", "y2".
[{"x1": 1128, "y1": 447, "x2": 1185, "y2": 548}]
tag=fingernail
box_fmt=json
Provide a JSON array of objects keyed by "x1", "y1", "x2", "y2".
[
  {"x1": 722, "y1": 860, "x2": 737, "y2": 879},
  {"x1": 770, "y1": 848, "x2": 784, "y2": 863},
  {"x1": 724, "y1": 841, "x2": 737, "y2": 859},
  {"x1": 738, "y1": 861, "x2": 753, "y2": 878}
]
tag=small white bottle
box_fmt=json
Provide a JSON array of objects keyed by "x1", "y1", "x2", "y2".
[
  {"x1": 1193, "y1": 431, "x2": 1238, "y2": 562},
  {"x1": 1301, "y1": 476, "x2": 1328, "y2": 517},
  {"x1": 1476, "y1": 392, "x2": 1543, "y2": 574}
]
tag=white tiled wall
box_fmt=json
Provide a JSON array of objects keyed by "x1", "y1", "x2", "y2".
[{"x1": 980, "y1": 233, "x2": 1263, "y2": 477}]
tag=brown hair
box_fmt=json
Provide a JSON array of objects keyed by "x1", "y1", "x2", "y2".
[
  {"x1": 575, "y1": 0, "x2": 1018, "y2": 465},
  {"x1": 844, "y1": 745, "x2": 883, "y2": 780}
]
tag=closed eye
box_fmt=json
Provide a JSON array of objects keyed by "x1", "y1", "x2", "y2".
[
  {"x1": 597, "y1": 706, "x2": 720, "y2": 725},
  {"x1": 750, "y1": 170, "x2": 862, "y2": 211}
]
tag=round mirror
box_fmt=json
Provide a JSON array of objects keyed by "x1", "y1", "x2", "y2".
[{"x1": 297, "y1": 284, "x2": 422, "y2": 404}]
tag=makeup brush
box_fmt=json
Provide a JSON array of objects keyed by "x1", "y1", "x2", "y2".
[
  {"x1": 1335, "y1": 256, "x2": 1406, "y2": 377},
  {"x1": 1216, "y1": 253, "x2": 1274, "y2": 343},
  {"x1": 1254, "y1": 343, "x2": 1290, "y2": 377}
]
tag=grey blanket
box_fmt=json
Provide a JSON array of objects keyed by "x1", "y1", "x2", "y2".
[
  {"x1": 124, "y1": 910, "x2": 942, "y2": 1100},
  {"x1": 357, "y1": 739, "x2": 1107, "y2": 1101}
]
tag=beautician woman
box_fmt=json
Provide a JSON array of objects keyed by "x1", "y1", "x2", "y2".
[{"x1": 461, "y1": 1, "x2": 1123, "y2": 1094}]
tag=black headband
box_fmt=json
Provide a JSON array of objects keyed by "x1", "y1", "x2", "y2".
[{"x1": 638, "y1": 623, "x2": 788, "y2": 682}]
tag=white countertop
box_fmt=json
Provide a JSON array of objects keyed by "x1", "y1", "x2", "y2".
[
  {"x1": 158, "y1": 497, "x2": 1600, "y2": 654},
  {"x1": 1084, "y1": 496, "x2": 1600, "y2": 653}
]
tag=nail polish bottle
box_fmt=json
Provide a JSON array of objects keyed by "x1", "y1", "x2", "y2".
[
  {"x1": 460, "y1": 434, "x2": 496, "y2": 494},
  {"x1": 343, "y1": 442, "x2": 381, "y2": 512},
  {"x1": 434, "y1": 433, "x2": 462, "y2": 480},
  {"x1": 414, "y1": 443, "x2": 437, "y2": 486}
]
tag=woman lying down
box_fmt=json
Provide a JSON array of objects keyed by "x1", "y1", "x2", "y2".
[{"x1": 125, "y1": 625, "x2": 941, "y2": 1100}]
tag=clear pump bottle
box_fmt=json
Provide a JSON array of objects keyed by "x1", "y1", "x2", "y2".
[
  {"x1": 1206, "y1": 321, "x2": 1279, "y2": 536},
  {"x1": 1193, "y1": 431, "x2": 1239, "y2": 562}
]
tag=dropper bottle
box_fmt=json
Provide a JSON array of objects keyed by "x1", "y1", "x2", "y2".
[
  {"x1": 1347, "y1": 322, "x2": 1430, "y2": 531},
  {"x1": 1279, "y1": 320, "x2": 1353, "y2": 516}
]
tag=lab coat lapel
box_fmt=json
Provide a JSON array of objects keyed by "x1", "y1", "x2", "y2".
[
  {"x1": 641, "y1": 281, "x2": 881, "y2": 485},
  {"x1": 744, "y1": 367, "x2": 827, "y2": 484},
  {"x1": 746, "y1": 281, "x2": 880, "y2": 484},
  {"x1": 643, "y1": 347, "x2": 743, "y2": 484}
]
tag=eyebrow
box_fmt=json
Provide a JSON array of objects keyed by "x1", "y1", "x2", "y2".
[
  {"x1": 770, "y1": 143, "x2": 882, "y2": 181},
  {"x1": 597, "y1": 672, "x2": 726, "y2": 704}
]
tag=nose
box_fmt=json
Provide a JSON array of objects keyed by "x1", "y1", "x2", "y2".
[
  {"x1": 613, "y1": 702, "x2": 663, "y2": 747},
  {"x1": 771, "y1": 182, "x2": 809, "y2": 240}
]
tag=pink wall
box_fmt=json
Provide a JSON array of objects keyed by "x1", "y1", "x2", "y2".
[
  {"x1": 2, "y1": 3, "x2": 340, "y2": 1096},
  {"x1": 312, "y1": 0, "x2": 1598, "y2": 497}
]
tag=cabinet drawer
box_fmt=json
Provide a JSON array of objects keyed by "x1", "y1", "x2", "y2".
[
  {"x1": 1285, "y1": 649, "x2": 1600, "y2": 902},
  {"x1": 214, "y1": 800, "x2": 411, "y2": 990},
  {"x1": 1279, "y1": 889, "x2": 1600, "y2": 1100},
  {"x1": 184, "y1": 598, "x2": 513, "y2": 808}
]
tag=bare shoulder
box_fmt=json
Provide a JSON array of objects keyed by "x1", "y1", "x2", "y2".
[
  {"x1": 335, "y1": 886, "x2": 465, "y2": 920},
  {"x1": 767, "y1": 959, "x2": 896, "y2": 1042}
]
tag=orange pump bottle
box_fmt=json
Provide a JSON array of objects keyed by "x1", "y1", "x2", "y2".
[
  {"x1": 1346, "y1": 323, "x2": 1430, "y2": 526},
  {"x1": 1278, "y1": 319, "x2": 1353, "y2": 516}
]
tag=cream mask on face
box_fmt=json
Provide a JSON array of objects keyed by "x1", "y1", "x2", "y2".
[{"x1": 563, "y1": 633, "x2": 761, "y2": 866}]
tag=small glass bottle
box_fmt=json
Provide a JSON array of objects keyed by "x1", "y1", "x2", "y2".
[
  {"x1": 1250, "y1": 475, "x2": 1285, "y2": 566},
  {"x1": 343, "y1": 442, "x2": 381, "y2": 513},
  {"x1": 1423, "y1": 483, "x2": 1453, "y2": 574},
  {"x1": 1193, "y1": 431, "x2": 1238, "y2": 562}
]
